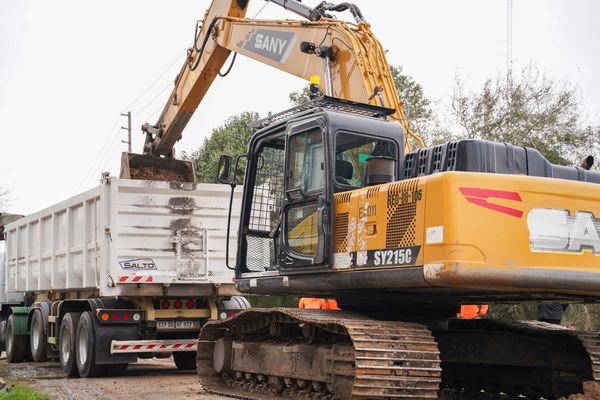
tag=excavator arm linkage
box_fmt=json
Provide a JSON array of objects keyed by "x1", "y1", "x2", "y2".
[{"x1": 120, "y1": 0, "x2": 422, "y2": 182}]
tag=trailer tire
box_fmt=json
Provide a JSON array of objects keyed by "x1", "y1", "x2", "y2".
[
  {"x1": 60, "y1": 312, "x2": 81, "y2": 377},
  {"x1": 6, "y1": 314, "x2": 26, "y2": 363},
  {"x1": 76, "y1": 311, "x2": 106, "y2": 378},
  {"x1": 173, "y1": 351, "x2": 197, "y2": 371},
  {"x1": 0, "y1": 319, "x2": 6, "y2": 353},
  {"x1": 30, "y1": 310, "x2": 48, "y2": 362}
]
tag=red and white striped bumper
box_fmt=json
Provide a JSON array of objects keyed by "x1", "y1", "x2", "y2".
[
  {"x1": 110, "y1": 339, "x2": 198, "y2": 354},
  {"x1": 117, "y1": 275, "x2": 155, "y2": 283}
]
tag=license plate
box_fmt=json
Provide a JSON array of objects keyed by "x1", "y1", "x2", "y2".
[{"x1": 156, "y1": 319, "x2": 203, "y2": 330}]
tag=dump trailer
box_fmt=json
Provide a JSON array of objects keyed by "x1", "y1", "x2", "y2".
[{"x1": 0, "y1": 176, "x2": 247, "y2": 377}]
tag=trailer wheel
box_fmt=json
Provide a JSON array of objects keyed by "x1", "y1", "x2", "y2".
[
  {"x1": 173, "y1": 351, "x2": 197, "y2": 370},
  {"x1": 30, "y1": 310, "x2": 48, "y2": 362},
  {"x1": 0, "y1": 319, "x2": 6, "y2": 353},
  {"x1": 76, "y1": 311, "x2": 106, "y2": 377},
  {"x1": 6, "y1": 314, "x2": 26, "y2": 363},
  {"x1": 59, "y1": 312, "x2": 81, "y2": 377}
]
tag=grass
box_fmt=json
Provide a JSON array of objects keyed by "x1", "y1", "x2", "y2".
[{"x1": 0, "y1": 382, "x2": 52, "y2": 400}]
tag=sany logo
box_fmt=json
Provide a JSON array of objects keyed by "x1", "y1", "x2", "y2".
[
  {"x1": 254, "y1": 33, "x2": 288, "y2": 55},
  {"x1": 459, "y1": 187, "x2": 523, "y2": 218},
  {"x1": 528, "y1": 208, "x2": 600, "y2": 255},
  {"x1": 239, "y1": 29, "x2": 297, "y2": 63}
]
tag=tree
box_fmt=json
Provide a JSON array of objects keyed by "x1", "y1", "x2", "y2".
[
  {"x1": 288, "y1": 85, "x2": 312, "y2": 106},
  {"x1": 450, "y1": 65, "x2": 600, "y2": 166},
  {"x1": 0, "y1": 186, "x2": 9, "y2": 212},
  {"x1": 182, "y1": 112, "x2": 260, "y2": 183},
  {"x1": 288, "y1": 66, "x2": 437, "y2": 144}
]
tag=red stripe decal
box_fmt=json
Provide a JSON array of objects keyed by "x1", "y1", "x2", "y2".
[
  {"x1": 119, "y1": 345, "x2": 129, "y2": 350},
  {"x1": 172, "y1": 344, "x2": 181, "y2": 349},
  {"x1": 147, "y1": 344, "x2": 155, "y2": 349},
  {"x1": 146, "y1": 276, "x2": 153, "y2": 282},
  {"x1": 160, "y1": 345, "x2": 167, "y2": 349},
  {"x1": 185, "y1": 344, "x2": 194, "y2": 348},
  {"x1": 132, "y1": 276, "x2": 143, "y2": 282},
  {"x1": 133, "y1": 345, "x2": 142, "y2": 350},
  {"x1": 459, "y1": 187, "x2": 523, "y2": 218},
  {"x1": 119, "y1": 276, "x2": 128, "y2": 282}
]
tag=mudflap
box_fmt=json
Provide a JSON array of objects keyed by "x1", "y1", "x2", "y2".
[{"x1": 94, "y1": 322, "x2": 138, "y2": 365}]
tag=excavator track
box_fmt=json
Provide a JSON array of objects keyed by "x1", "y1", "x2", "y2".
[
  {"x1": 435, "y1": 319, "x2": 600, "y2": 399},
  {"x1": 197, "y1": 308, "x2": 441, "y2": 399}
]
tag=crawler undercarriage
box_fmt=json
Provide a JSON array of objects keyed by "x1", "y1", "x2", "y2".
[{"x1": 197, "y1": 309, "x2": 600, "y2": 399}]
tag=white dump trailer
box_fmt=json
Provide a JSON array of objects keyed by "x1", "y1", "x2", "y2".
[{"x1": 0, "y1": 176, "x2": 247, "y2": 377}]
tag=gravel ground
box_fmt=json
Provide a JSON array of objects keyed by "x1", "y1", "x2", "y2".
[{"x1": 0, "y1": 353, "x2": 230, "y2": 400}]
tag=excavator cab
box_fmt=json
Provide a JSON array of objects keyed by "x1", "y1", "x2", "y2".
[{"x1": 219, "y1": 97, "x2": 403, "y2": 281}]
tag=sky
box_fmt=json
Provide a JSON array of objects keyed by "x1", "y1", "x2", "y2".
[{"x1": 1, "y1": 0, "x2": 599, "y2": 215}]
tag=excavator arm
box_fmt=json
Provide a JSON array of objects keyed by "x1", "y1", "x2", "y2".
[{"x1": 122, "y1": 0, "x2": 423, "y2": 182}]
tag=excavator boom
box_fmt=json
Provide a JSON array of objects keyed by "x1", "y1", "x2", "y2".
[{"x1": 121, "y1": 0, "x2": 422, "y2": 182}]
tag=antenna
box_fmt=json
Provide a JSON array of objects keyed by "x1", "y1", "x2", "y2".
[{"x1": 506, "y1": 0, "x2": 513, "y2": 91}]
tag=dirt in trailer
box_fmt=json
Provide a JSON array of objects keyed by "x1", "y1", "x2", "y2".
[
  {"x1": 0, "y1": 355, "x2": 230, "y2": 400},
  {"x1": 128, "y1": 166, "x2": 188, "y2": 182}
]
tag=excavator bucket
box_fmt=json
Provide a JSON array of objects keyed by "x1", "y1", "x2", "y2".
[{"x1": 119, "y1": 152, "x2": 196, "y2": 183}]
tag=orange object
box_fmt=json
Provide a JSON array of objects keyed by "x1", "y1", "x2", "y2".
[
  {"x1": 458, "y1": 304, "x2": 488, "y2": 319},
  {"x1": 299, "y1": 298, "x2": 341, "y2": 310}
]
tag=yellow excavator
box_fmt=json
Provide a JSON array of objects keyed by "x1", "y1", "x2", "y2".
[{"x1": 121, "y1": 0, "x2": 600, "y2": 398}]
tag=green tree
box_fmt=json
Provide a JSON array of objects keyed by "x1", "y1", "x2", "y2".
[
  {"x1": 288, "y1": 85, "x2": 312, "y2": 105},
  {"x1": 0, "y1": 186, "x2": 9, "y2": 212},
  {"x1": 451, "y1": 65, "x2": 600, "y2": 166},
  {"x1": 288, "y1": 66, "x2": 437, "y2": 144},
  {"x1": 182, "y1": 112, "x2": 260, "y2": 183}
]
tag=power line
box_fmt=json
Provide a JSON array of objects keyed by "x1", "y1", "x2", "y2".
[
  {"x1": 123, "y1": 49, "x2": 186, "y2": 112},
  {"x1": 80, "y1": 49, "x2": 186, "y2": 189}
]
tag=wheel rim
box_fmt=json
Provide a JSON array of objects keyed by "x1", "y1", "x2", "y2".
[
  {"x1": 78, "y1": 322, "x2": 88, "y2": 366},
  {"x1": 61, "y1": 326, "x2": 70, "y2": 364},
  {"x1": 32, "y1": 316, "x2": 41, "y2": 351},
  {"x1": 6, "y1": 321, "x2": 13, "y2": 356}
]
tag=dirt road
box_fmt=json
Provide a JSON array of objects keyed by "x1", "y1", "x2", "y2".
[{"x1": 0, "y1": 355, "x2": 230, "y2": 400}]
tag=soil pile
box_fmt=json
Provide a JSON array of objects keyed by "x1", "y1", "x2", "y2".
[
  {"x1": 562, "y1": 382, "x2": 600, "y2": 400},
  {"x1": 129, "y1": 166, "x2": 187, "y2": 182}
]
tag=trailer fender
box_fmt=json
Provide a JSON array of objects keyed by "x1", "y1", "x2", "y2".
[
  {"x1": 28, "y1": 301, "x2": 51, "y2": 330},
  {"x1": 8, "y1": 306, "x2": 31, "y2": 336}
]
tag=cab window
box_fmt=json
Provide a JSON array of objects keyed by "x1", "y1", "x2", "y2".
[
  {"x1": 287, "y1": 128, "x2": 324, "y2": 193},
  {"x1": 335, "y1": 132, "x2": 397, "y2": 188}
]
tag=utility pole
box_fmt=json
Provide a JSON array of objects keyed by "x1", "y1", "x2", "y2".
[{"x1": 121, "y1": 111, "x2": 132, "y2": 153}]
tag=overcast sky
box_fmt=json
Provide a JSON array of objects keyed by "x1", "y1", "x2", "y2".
[{"x1": 1, "y1": 0, "x2": 599, "y2": 215}]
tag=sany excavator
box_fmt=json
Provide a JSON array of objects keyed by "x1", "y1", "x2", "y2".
[{"x1": 121, "y1": 0, "x2": 600, "y2": 398}]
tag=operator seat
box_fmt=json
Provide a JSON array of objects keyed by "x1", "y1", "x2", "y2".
[{"x1": 335, "y1": 159, "x2": 354, "y2": 186}]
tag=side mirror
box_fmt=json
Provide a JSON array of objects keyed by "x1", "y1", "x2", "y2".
[{"x1": 217, "y1": 155, "x2": 234, "y2": 184}]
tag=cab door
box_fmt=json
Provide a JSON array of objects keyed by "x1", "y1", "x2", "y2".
[{"x1": 279, "y1": 119, "x2": 332, "y2": 273}]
